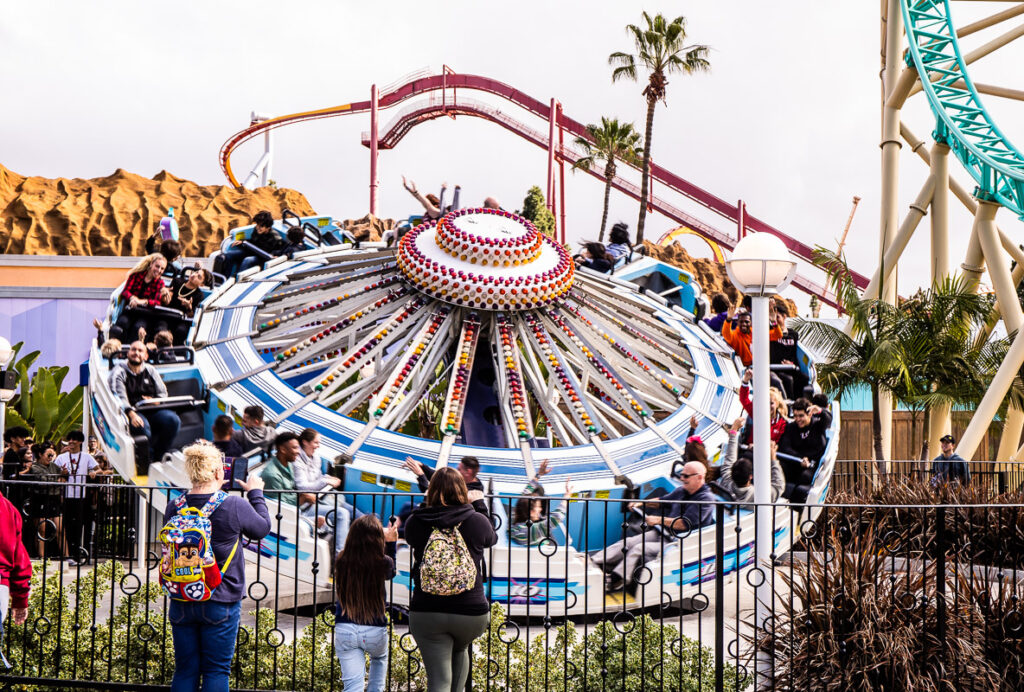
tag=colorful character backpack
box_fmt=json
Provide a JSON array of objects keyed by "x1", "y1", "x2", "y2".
[
  {"x1": 158, "y1": 491, "x2": 238, "y2": 602},
  {"x1": 418, "y1": 522, "x2": 477, "y2": 596}
]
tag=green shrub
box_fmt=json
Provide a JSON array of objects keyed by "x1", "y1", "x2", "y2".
[{"x1": 2, "y1": 566, "x2": 740, "y2": 691}]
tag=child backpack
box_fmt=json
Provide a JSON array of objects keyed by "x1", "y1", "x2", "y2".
[
  {"x1": 418, "y1": 522, "x2": 477, "y2": 596},
  {"x1": 158, "y1": 491, "x2": 238, "y2": 602}
]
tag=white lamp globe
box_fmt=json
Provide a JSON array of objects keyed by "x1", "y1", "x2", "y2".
[
  {"x1": 0, "y1": 336, "x2": 12, "y2": 368},
  {"x1": 725, "y1": 233, "x2": 797, "y2": 296}
]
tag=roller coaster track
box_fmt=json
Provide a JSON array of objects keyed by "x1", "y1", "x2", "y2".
[
  {"x1": 902, "y1": 0, "x2": 1024, "y2": 217},
  {"x1": 219, "y1": 71, "x2": 866, "y2": 307}
]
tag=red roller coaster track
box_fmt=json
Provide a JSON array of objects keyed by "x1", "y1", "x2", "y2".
[{"x1": 219, "y1": 70, "x2": 867, "y2": 308}]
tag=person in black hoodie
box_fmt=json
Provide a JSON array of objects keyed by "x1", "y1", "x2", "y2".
[
  {"x1": 404, "y1": 467, "x2": 497, "y2": 691},
  {"x1": 777, "y1": 397, "x2": 833, "y2": 485}
]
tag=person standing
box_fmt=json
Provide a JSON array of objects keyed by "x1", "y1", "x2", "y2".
[
  {"x1": 54, "y1": 431, "x2": 98, "y2": 565},
  {"x1": 164, "y1": 441, "x2": 269, "y2": 692},
  {"x1": 333, "y1": 515, "x2": 399, "y2": 692},
  {"x1": 28, "y1": 443, "x2": 66, "y2": 559},
  {"x1": 932, "y1": 434, "x2": 970, "y2": 485},
  {"x1": 2, "y1": 426, "x2": 30, "y2": 481},
  {"x1": 404, "y1": 468, "x2": 497, "y2": 691},
  {"x1": 0, "y1": 483, "x2": 32, "y2": 672}
]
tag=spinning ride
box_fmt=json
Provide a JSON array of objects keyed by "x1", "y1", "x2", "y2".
[{"x1": 88, "y1": 206, "x2": 839, "y2": 615}]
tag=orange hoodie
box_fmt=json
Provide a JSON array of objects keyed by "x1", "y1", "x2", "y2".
[{"x1": 722, "y1": 319, "x2": 783, "y2": 367}]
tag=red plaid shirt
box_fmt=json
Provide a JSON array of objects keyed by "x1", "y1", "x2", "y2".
[{"x1": 121, "y1": 271, "x2": 165, "y2": 307}]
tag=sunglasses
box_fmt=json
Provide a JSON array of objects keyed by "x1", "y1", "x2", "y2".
[{"x1": 680, "y1": 472, "x2": 700, "y2": 479}]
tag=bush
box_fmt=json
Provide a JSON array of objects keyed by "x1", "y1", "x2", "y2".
[
  {"x1": 818, "y1": 479, "x2": 1024, "y2": 570},
  {"x1": 2, "y1": 566, "x2": 737, "y2": 691},
  {"x1": 472, "y1": 602, "x2": 744, "y2": 691},
  {"x1": 761, "y1": 526, "x2": 1011, "y2": 691}
]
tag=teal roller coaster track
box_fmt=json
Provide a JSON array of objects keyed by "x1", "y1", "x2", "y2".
[{"x1": 902, "y1": 0, "x2": 1024, "y2": 217}]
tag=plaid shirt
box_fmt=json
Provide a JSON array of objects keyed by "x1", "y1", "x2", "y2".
[{"x1": 121, "y1": 271, "x2": 165, "y2": 307}]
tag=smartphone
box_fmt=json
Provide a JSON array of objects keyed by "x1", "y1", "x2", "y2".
[{"x1": 222, "y1": 457, "x2": 248, "y2": 491}]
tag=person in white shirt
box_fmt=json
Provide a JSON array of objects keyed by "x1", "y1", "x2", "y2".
[
  {"x1": 294, "y1": 429, "x2": 363, "y2": 520},
  {"x1": 54, "y1": 430, "x2": 98, "y2": 565}
]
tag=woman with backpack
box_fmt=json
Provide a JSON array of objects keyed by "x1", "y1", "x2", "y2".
[
  {"x1": 162, "y1": 441, "x2": 270, "y2": 692},
  {"x1": 333, "y1": 514, "x2": 399, "y2": 692},
  {"x1": 404, "y1": 467, "x2": 497, "y2": 691}
]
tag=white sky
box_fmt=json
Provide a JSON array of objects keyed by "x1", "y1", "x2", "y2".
[{"x1": 2, "y1": 1, "x2": 1022, "y2": 314}]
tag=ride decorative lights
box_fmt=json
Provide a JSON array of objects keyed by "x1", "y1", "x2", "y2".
[
  {"x1": 396, "y1": 208, "x2": 574, "y2": 311},
  {"x1": 242, "y1": 209, "x2": 701, "y2": 447}
]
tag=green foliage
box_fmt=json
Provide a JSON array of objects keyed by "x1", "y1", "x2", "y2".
[
  {"x1": 573, "y1": 117, "x2": 643, "y2": 240},
  {"x1": 609, "y1": 11, "x2": 710, "y2": 245},
  {"x1": 520, "y1": 186, "x2": 556, "y2": 238},
  {"x1": 4, "y1": 570, "x2": 739, "y2": 691},
  {"x1": 7, "y1": 559, "x2": 174, "y2": 684},
  {"x1": 471, "y1": 602, "x2": 743, "y2": 691},
  {"x1": 794, "y1": 250, "x2": 1015, "y2": 461},
  {"x1": 4, "y1": 341, "x2": 84, "y2": 445}
]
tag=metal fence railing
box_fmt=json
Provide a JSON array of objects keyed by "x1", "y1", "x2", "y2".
[
  {"x1": 2, "y1": 480, "x2": 1023, "y2": 691},
  {"x1": 831, "y1": 459, "x2": 1024, "y2": 499}
]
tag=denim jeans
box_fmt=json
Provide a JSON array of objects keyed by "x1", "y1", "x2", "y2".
[
  {"x1": 131, "y1": 408, "x2": 181, "y2": 462},
  {"x1": 169, "y1": 599, "x2": 242, "y2": 692},
  {"x1": 334, "y1": 623, "x2": 388, "y2": 692},
  {"x1": 301, "y1": 502, "x2": 351, "y2": 548},
  {"x1": 218, "y1": 246, "x2": 247, "y2": 277}
]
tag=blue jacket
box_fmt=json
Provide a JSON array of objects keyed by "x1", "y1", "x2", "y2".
[
  {"x1": 932, "y1": 453, "x2": 970, "y2": 484},
  {"x1": 660, "y1": 483, "x2": 715, "y2": 532}
]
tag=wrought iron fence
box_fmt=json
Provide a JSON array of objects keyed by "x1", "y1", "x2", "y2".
[
  {"x1": 1, "y1": 480, "x2": 1023, "y2": 691},
  {"x1": 831, "y1": 458, "x2": 1024, "y2": 498}
]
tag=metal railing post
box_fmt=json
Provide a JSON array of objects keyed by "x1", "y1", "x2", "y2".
[
  {"x1": 715, "y1": 502, "x2": 725, "y2": 691},
  {"x1": 936, "y1": 506, "x2": 947, "y2": 647}
]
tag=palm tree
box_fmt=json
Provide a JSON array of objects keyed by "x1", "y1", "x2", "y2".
[
  {"x1": 891, "y1": 279, "x2": 1016, "y2": 459},
  {"x1": 796, "y1": 249, "x2": 1021, "y2": 469},
  {"x1": 572, "y1": 117, "x2": 642, "y2": 241},
  {"x1": 794, "y1": 250, "x2": 907, "y2": 473},
  {"x1": 609, "y1": 12, "x2": 710, "y2": 246}
]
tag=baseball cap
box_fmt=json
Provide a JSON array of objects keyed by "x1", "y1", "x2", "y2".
[{"x1": 940, "y1": 434, "x2": 955, "y2": 444}]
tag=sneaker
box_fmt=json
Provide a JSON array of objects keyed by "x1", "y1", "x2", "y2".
[{"x1": 605, "y1": 576, "x2": 625, "y2": 592}]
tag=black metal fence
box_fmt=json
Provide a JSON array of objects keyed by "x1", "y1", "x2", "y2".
[
  {"x1": 2, "y1": 480, "x2": 1024, "y2": 691},
  {"x1": 831, "y1": 458, "x2": 1024, "y2": 498}
]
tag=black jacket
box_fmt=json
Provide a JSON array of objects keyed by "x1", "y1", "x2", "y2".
[
  {"x1": 778, "y1": 409, "x2": 833, "y2": 464},
  {"x1": 247, "y1": 229, "x2": 285, "y2": 257},
  {"x1": 404, "y1": 500, "x2": 497, "y2": 615}
]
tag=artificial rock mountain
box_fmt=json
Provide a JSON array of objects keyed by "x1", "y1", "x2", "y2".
[
  {"x1": 0, "y1": 163, "x2": 770, "y2": 312},
  {"x1": 0, "y1": 164, "x2": 318, "y2": 257}
]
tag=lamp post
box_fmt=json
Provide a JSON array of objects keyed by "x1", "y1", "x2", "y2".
[
  {"x1": 725, "y1": 233, "x2": 796, "y2": 683},
  {"x1": 0, "y1": 336, "x2": 16, "y2": 445}
]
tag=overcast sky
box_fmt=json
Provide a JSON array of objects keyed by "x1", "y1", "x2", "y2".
[{"x1": 3, "y1": 1, "x2": 1022, "y2": 313}]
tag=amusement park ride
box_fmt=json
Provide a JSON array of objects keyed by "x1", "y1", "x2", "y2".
[{"x1": 84, "y1": 0, "x2": 1024, "y2": 613}]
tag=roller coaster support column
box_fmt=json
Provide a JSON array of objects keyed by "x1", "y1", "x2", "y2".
[
  {"x1": 876, "y1": 0, "x2": 913, "y2": 465},
  {"x1": 957, "y1": 201, "x2": 1024, "y2": 461},
  {"x1": 927, "y1": 140, "x2": 952, "y2": 455},
  {"x1": 242, "y1": 112, "x2": 273, "y2": 190},
  {"x1": 975, "y1": 198, "x2": 1024, "y2": 462},
  {"x1": 369, "y1": 84, "x2": 380, "y2": 217},
  {"x1": 929, "y1": 141, "x2": 950, "y2": 284},
  {"x1": 857, "y1": 173, "x2": 936, "y2": 306},
  {"x1": 547, "y1": 98, "x2": 557, "y2": 216},
  {"x1": 558, "y1": 103, "x2": 567, "y2": 245}
]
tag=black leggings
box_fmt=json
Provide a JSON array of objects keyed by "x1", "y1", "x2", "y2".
[
  {"x1": 408, "y1": 611, "x2": 489, "y2": 691},
  {"x1": 110, "y1": 308, "x2": 157, "y2": 343}
]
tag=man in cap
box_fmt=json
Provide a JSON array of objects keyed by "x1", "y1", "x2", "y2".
[{"x1": 932, "y1": 434, "x2": 969, "y2": 485}]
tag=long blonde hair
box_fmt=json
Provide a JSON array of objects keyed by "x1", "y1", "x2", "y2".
[
  {"x1": 129, "y1": 253, "x2": 166, "y2": 278},
  {"x1": 769, "y1": 387, "x2": 789, "y2": 419}
]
